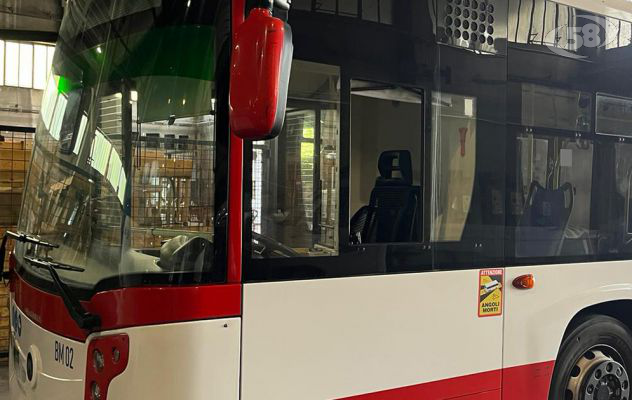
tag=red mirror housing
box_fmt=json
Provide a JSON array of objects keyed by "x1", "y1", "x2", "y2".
[{"x1": 230, "y1": 8, "x2": 293, "y2": 140}]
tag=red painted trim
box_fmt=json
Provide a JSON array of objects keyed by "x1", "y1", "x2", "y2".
[
  {"x1": 338, "y1": 360, "x2": 555, "y2": 400},
  {"x1": 502, "y1": 360, "x2": 555, "y2": 400},
  {"x1": 13, "y1": 273, "x2": 241, "y2": 342},
  {"x1": 227, "y1": 134, "x2": 244, "y2": 284},
  {"x1": 88, "y1": 283, "x2": 242, "y2": 332},
  {"x1": 232, "y1": 0, "x2": 246, "y2": 27},
  {"x1": 84, "y1": 334, "x2": 129, "y2": 400},
  {"x1": 339, "y1": 369, "x2": 501, "y2": 400},
  {"x1": 14, "y1": 273, "x2": 87, "y2": 340},
  {"x1": 457, "y1": 390, "x2": 501, "y2": 400},
  {"x1": 227, "y1": 0, "x2": 246, "y2": 284}
]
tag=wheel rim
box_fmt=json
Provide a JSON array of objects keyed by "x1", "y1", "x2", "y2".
[{"x1": 567, "y1": 346, "x2": 631, "y2": 400}]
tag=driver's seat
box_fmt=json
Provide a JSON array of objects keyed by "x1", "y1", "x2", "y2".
[{"x1": 351, "y1": 150, "x2": 420, "y2": 243}]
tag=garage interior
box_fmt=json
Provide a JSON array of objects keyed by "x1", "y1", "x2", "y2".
[{"x1": 0, "y1": 0, "x2": 62, "y2": 370}]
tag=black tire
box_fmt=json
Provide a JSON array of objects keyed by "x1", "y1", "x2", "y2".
[{"x1": 549, "y1": 315, "x2": 632, "y2": 400}]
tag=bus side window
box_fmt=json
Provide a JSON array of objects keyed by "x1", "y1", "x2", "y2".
[
  {"x1": 513, "y1": 132, "x2": 596, "y2": 259},
  {"x1": 593, "y1": 141, "x2": 632, "y2": 257},
  {"x1": 251, "y1": 60, "x2": 341, "y2": 258},
  {"x1": 348, "y1": 89, "x2": 489, "y2": 248},
  {"x1": 349, "y1": 80, "x2": 423, "y2": 244},
  {"x1": 590, "y1": 95, "x2": 632, "y2": 258},
  {"x1": 429, "y1": 92, "x2": 478, "y2": 243}
]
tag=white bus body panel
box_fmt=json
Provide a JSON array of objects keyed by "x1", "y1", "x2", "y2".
[
  {"x1": 9, "y1": 295, "x2": 241, "y2": 400},
  {"x1": 241, "y1": 269, "x2": 503, "y2": 399},
  {"x1": 505, "y1": 260, "x2": 632, "y2": 369},
  {"x1": 106, "y1": 318, "x2": 241, "y2": 400},
  {"x1": 9, "y1": 298, "x2": 87, "y2": 400}
]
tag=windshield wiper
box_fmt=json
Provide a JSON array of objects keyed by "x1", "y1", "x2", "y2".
[
  {"x1": 0, "y1": 230, "x2": 100, "y2": 331},
  {"x1": 25, "y1": 256, "x2": 100, "y2": 331},
  {"x1": 25, "y1": 256, "x2": 85, "y2": 272},
  {"x1": 0, "y1": 230, "x2": 59, "y2": 279},
  {"x1": 3, "y1": 230, "x2": 59, "y2": 248}
]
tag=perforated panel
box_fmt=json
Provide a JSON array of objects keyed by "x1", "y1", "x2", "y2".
[{"x1": 437, "y1": 0, "x2": 507, "y2": 55}]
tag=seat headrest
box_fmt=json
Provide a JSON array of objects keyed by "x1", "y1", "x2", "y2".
[{"x1": 377, "y1": 150, "x2": 413, "y2": 186}]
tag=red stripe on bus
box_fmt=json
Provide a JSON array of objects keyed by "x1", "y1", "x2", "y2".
[
  {"x1": 502, "y1": 360, "x2": 555, "y2": 399},
  {"x1": 339, "y1": 360, "x2": 555, "y2": 400},
  {"x1": 227, "y1": 0, "x2": 246, "y2": 284},
  {"x1": 457, "y1": 390, "x2": 501, "y2": 400},
  {"x1": 89, "y1": 283, "x2": 242, "y2": 332},
  {"x1": 227, "y1": 128, "x2": 244, "y2": 284},
  {"x1": 339, "y1": 369, "x2": 501, "y2": 399},
  {"x1": 13, "y1": 273, "x2": 241, "y2": 341},
  {"x1": 13, "y1": 273, "x2": 87, "y2": 340}
]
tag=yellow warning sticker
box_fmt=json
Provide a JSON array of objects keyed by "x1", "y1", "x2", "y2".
[{"x1": 478, "y1": 269, "x2": 503, "y2": 317}]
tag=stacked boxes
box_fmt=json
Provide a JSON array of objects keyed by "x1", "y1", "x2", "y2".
[{"x1": 0, "y1": 131, "x2": 33, "y2": 354}]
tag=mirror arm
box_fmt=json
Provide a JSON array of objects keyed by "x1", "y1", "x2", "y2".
[
  {"x1": 254, "y1": 0, "x2": 290, "y2": 11},
  {"x1": 274, "y1": 0, "x2": 291, "y2": 10}
]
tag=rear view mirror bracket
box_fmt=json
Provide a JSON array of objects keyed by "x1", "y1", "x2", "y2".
[{"x1": 274, "y1": 0, "x2": 291, "y2": 10}]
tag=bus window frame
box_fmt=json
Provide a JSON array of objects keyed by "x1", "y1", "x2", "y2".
[
  {"x1": 347, "y1": 78, "x2": 426, "y2": 247},
  {"x1": 242, "y1": 69, "x2": 505, "y2": 283}
]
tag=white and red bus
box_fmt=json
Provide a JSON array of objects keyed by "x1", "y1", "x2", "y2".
[{"x1": 8, "y1": 0, "x2": 632, "y2": 398}]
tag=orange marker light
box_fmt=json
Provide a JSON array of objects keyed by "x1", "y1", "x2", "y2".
[{"x1": 512, "y1": 274, "x2": 535, "y2": 290}]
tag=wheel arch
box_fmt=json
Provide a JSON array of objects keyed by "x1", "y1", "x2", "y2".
[
  {"x1": 546, "y1": 300, "x2": 632, "y2": 400},
  {"x1": 559, "y1": 300, "x2": 632, "y2": 356}
]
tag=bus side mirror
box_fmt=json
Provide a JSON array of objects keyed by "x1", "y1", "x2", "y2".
[{"x1": 230, "y1": 7, "x2": 293, "y2": 140}]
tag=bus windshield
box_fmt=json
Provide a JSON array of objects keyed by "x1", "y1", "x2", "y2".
[{"x1": 16, "y1": 0, "x2": 228, "y2": 293}]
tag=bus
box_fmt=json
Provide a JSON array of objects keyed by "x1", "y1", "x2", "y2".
[{"x1": 8, "y1": 0, "x2": 632, "y2": 398}]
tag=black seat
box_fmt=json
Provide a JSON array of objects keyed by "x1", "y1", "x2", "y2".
[{"x1": 350, "y1": 150, "x2": 420, "y2": 244}]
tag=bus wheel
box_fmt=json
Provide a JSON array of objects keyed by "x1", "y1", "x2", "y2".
[{"x1": 549, "y1": 315, "x2": 632, "y2": 400}]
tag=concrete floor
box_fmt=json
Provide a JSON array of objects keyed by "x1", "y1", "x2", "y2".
[{"x1": 0, "y1": 365, "x2": 8, "y2": 400}]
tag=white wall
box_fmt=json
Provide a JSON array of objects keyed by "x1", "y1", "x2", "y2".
[{"x1": 0, "y1": 86, "x2": 42, "y2": 128}]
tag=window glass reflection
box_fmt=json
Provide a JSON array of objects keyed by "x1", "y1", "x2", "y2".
[
  {"x1": 349, "y1": 81, "x2": 423, "y2": 244},
  {"x1": 515, "y1": 133, "x2": 596, "y2": 258},
  {"x1": 252, "y1": 60, "x2": 340, "y2": 258},
  {"x1": 431, "y1": 92, "x2": 477, "y2": 242}
]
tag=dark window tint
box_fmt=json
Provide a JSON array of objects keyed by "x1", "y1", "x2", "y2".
[
  {"x1": 244, "y1": 0, "x2": 508, "y2": 281},
  {"x1": 513, "y1": 132, "x2": 595, "y2": 258},
  {"x1": 591, "y1": 139, "x2": 632, "y2": 258},
  {"x1": 349, "y1": 81, "x2": 423, "y2": 244},
  {"x1": 251, "y1": 61, "x2": 340, "y2": 258}
]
